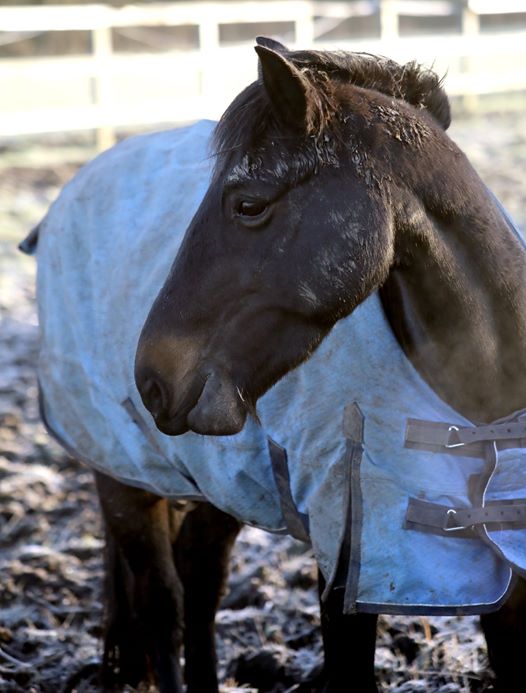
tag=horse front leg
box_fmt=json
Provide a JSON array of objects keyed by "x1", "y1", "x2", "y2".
[
  {"x1": 95, "y1": 471, "x2": 186, "y2": 693},
  {"x1": 481, "y1": 577, "x2": 526, "y2": 692},
  {"x1": 318, "y1": 573, "x2": 378, "y2": 693},
  {"x1": 174, "y1": 502, "x2": 242, "y2": 693}
]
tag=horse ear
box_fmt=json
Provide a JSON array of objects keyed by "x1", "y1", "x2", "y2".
[
  {"x1": 255, "y1": 36, "x2": 289, "y2": 53},
  {"x1": 255, "y1": 44, "x2": 312, "y2": 132}
]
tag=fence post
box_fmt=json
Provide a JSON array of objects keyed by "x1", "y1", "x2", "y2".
[
  {"x1": 379, "y1": 0, "x2": 399, "y2": 41},
  {"x1": 92, "y1": 24, "x2": 115, "y2": 151},
  {"x1": 198, "y1": 19, "x2": 221, "y2": 111},
  {"x1": 295, "y1": 2, "x2": 315, "y2": 46},
  {"x1": 461, "y1": 4, "x2": 480, "y2": 112}
]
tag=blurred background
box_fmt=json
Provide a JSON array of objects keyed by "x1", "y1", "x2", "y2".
[
  {"x1": 1, "y1": 0, "x2": 526, "y2": 151},
  {"x1": 1, "y1": 2, "x2": 526, "y2": 692}
]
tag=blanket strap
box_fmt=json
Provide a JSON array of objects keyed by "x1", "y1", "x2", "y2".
[
  {"x1": 268, "y1": 438, "x2": 310, "y2": 543},
  {"x1": 19, "y1": 224, "x2": 39, "y2": 255},
  {"x1": 405, "y1": 418, "x2": 526, "y2": 456},
  {"x1": 405, "y1": 497, "x2": 526, "y2": 535}
]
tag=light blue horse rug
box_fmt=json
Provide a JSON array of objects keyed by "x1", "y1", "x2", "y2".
[{"x1": 27, "y1": 119, "x2": 526, "y2": 615}]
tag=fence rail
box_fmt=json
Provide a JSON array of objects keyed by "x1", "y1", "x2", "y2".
[{"x1": 1, "y1": 1, "x2": 526, "y2": 149}]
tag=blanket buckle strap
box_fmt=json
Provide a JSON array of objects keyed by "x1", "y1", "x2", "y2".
[
  {"x1": 443, "y1": 508, "x2": 471, "y2": 532},
  {"x1": 444, "y1": 426, "x2": 465, "y2": 449},
  {"x1": 405, "y1": 415, "x2": 526, "y2": 457},
  {"x1": 405, "y1": 497, "x2": 526, "y2": 537},
  {"x1": 267, "y1": 438, "x2": 310, "y2": 543}
]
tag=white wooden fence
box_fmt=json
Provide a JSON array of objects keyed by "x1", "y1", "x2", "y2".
[{"x1": 1, "y1": 0, "x2": 525, "y2": 149}]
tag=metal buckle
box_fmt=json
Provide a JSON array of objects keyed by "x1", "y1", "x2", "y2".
[
  {"x1": 443, "y1": 508, "x2": 470, "y2": 532},
  {"x1": 445, "y1": 425, "x2": 465, "y2": 448}
]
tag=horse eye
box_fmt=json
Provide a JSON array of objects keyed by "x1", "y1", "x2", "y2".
[{"x1": 237, "y1": 199, "x2": 268, "y2": 217}]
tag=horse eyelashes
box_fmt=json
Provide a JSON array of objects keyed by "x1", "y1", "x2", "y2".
[{"x1": 237, "y1": 199, "x2": 268, "y2": 217}]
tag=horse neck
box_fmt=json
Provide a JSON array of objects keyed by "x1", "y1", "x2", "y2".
[{"x1": 380, "y1": 163, "x2": 526, "y2": 423}]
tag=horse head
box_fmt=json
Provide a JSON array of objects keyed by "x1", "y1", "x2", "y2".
[{"x1": 135, "y1": 38, "x2": 510, "y2": 436}]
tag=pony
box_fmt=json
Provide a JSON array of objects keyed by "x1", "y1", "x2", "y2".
[{"x1": 135, "y1": 37, "x2": 526, "y2": 692}]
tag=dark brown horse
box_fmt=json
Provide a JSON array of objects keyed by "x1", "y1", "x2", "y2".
[{"x1": 135, "y1": 38, "x2": 526, "y2": 692}]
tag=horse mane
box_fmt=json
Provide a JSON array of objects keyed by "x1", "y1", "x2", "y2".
[
  {"x1": 288, "y1": 49, "x2": 450, "y2": 130},
  {"x1": 213, "y1": 46, "x2": 450, "y2": 166}
]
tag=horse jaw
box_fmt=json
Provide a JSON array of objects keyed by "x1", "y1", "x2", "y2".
[{"x1": 187, "y1": 371, "x2": 247, "y2": 435}]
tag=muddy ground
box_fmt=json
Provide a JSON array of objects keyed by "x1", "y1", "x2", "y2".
[{"x1": 1, "y1": 112, "x2": 526, "y2": 692}]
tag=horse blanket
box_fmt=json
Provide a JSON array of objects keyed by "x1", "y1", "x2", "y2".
[{"x1": 29, "y1": 119, "x2": 526, "y2": 614}]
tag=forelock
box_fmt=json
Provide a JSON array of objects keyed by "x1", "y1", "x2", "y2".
[{"x1": 212, "y1": 82, "x2": 276, "y2": 172}]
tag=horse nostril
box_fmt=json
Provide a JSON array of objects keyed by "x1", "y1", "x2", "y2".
[{"x1": 140, "y1": 376, "x2": 168, "y2": 418}]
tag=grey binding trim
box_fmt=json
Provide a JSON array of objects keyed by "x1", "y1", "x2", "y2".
[
  {"x1": 477, "y1": 442, "x2": 526, "y2": 580},
  {"x1": 342, "y1": 402, "x2": 366, "y2": 614},
  {"x1": 487, "y1": 187, "x2": 525, "y2": 247},
  {"x1": 320, "y1": 403, "x2": 362, "y2": 602},
  {"x1": 350, "y1": 572, "x2": 516, "y2": 616},
  {"x1": 267, "y1": 438, "x2": 310, "y2": 543}
]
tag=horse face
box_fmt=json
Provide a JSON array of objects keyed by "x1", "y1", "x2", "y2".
[{"x1": 136, "y1": 42, "x2": 394, "y2": 436}]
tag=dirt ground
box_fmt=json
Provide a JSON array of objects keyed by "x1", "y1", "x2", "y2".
[{"x1": 1, "y1": 112, "x2": 526, "y2": 692}]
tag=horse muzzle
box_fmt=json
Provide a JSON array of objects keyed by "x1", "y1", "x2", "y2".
[
  {"x1": 186, "y1": 371, "x2": 248, "y2": 435},
  {"x1": 135, "y1": 351, "x2": 247, "y2": 437}
]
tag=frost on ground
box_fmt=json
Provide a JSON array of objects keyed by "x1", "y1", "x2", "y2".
[{"x1": 1, "y1": 112, "x2": 525, "y2": 692}]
